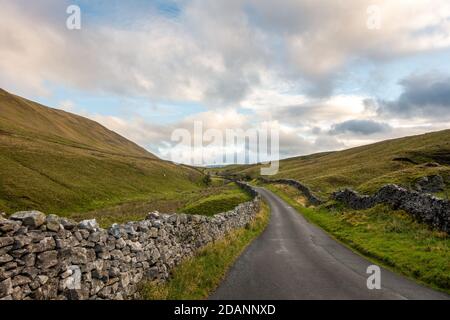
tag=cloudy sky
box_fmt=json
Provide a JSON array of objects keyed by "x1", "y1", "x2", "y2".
[{"x1": 1, "y1": 0, "x2": 450, "y2": 165}]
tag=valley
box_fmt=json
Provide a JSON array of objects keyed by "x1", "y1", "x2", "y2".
[
  {"x1": 0, "y1": 89, "x2": 218, "y2": 219},
  {"x1": 0, "y1": 88, "x2": 448, "y2": 300}
]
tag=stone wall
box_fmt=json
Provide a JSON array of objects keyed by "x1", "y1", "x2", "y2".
[
  {"x1": 332, "y1": 184, "x2": 450, "y2": 233},
  {"x1": 258, "y1": 176, "x2": 449, "y2": 233},
  {"x1": 0, "y1": 183, "x2": 260, "y2": 300},
  {"x1": 258, "y1": 177, "x2": 323, "y2": 205}
]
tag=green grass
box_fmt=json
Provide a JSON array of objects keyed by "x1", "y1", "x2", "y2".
[
  {"x1": 68, "y1": 191, "x2": 193, "y2": 228},
  {"x1": 266, "y1": 184, "x2": 450, "y2": 294},
  {"x1": 72, "y1": 181, "x2": 249, "y2": 228},
  {"x1": 140, "y1": 201, "x2": 270, "y2": 300},
  {"x1": 217, "y1": 129, "x2": 450, "y2": 198},
  {"x1": 0, "y1": 88, "x2": 206, "y2": 216},
  {"x1": 209, "y1": 176, "x2": 229, "y2": 187},
  {"x1": 180, "y1": 182, "x2": 252, "y2": 216}
]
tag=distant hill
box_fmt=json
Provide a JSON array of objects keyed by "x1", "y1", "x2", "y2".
[
  {"x1": 218, "y1": 129, "x2": 450, "y2": 197},
  {"x1": 0, "y1": 88, "x2": 203, "y2": 215}
]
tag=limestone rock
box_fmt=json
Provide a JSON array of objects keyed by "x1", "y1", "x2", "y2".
[
  {"x1": 146, "y1": 211, "x2": 160, "y2": 220},
  {"x1": 115, "y1": 238, "x2": 126, "y2": 249},
  {"x1": 37, "y1": 251, "x2": 58, "y2": 269},
  {"x1": 65, "y1": 247, "x2": 88, "y2": 265},
  {"x1": 12, "y1": 275, "x2": 31, "y2": 286},
  {"x1": 0, "y1": 237, "x2": 14, "y2": 248},
  {"x1": 0, "y1": 220, "x2": 21, "y2": 234},
  {"x1": 45, "y1": 215, "x2": 62, "y2": 232},
  {"x1": 60, "y1": 218, "x2": 76, "y2": 230},
  {"x1": 149, "y1": 227, "x2": 158, "y2": 238},
  {"x1": 10, "y1": 211, "x2": 46, "y2": 229},
  {"x1": 0, "y1": 278, "x2": 13, "y2": 297},
  {"x1": 30, "y1": 237, "x2": 56, "y2": 253},
  {"x1": 0, "y1": 254, "x2": 13, "y2": 264},
  {"x1": 37, "y1": 275, "x2": 49, "y2": 285},
  {"x1": 78, "y1": 219, "x2": 99, "y2": 231}
]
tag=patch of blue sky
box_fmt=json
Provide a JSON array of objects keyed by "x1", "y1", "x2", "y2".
[
  {"x1": 155, "y1": 0, "x2": 182, "y2": 18},
  {"x1": 30, "y1": 83, "x2": 122, "y2": 116},
  {"x1": 31, "y1": 83, "x2": 205, "y2": 125},
  {"x1": 133, "y1": 100, "x2": 206, "y2": 124}
]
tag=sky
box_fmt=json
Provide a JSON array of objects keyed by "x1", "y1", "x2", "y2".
[{"x1": 1, "y1": 0, "x2": 450, "y2": 165}]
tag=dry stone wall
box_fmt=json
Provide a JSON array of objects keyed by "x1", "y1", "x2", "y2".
[
  {"x1": 332, "y1": 184, "x2": 450, "y2": 233},
  {"x1": 0, "y1": 182, "x2": 260, "y2": 300},
  {"x1": 259, "y1": 176, "x2": 449, "y2": 233},
  {"x1": 258, "y1": 177, "x2": 323, "y2": 205}
]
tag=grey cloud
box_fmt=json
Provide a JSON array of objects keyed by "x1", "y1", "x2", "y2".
[
  {"x1": 270, "y1": 101, "x2": 341, "y2": 124},
  {"x1": 264, "y1": 99, "x2": 362, "y2": 126},
  {"x1": 375, "y1": 73, "x2": 450, "y2": 118},
  {"x1": 275, "y1": 104, "x2": 316, "y2": 121},
  {"x1": 204, "y1": 72, "x2": 260, "y2": 106},
  {"x1": 330, "y1": 119, "x2": 391, "y2": 135},
  {"x1": 311, "y1": 126, "x2": 322, "y2": 134}
]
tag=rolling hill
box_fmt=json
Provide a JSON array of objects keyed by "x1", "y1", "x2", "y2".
[
  {"x1": 0, "y1": 88, "x2": 204, "y2": 216},
  {"x1": 217, "y1": 129, "x2": 450, "y2": 198}
]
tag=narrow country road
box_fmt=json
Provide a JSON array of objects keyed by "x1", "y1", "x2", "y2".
[{"x1": 210, "y1": 187, "x2": 449, "y2": 300}]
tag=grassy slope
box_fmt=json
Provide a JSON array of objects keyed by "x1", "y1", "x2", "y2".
[
  {"x1": 180, "y1": 182, "x2": 252, "y2": 216},
  {"x1": 0, "y1": 88, "x2": 204, "y2": 216},
  {"x1": 140, "y1": 201, "x2": 270, "y2": 300},
  {"x1": 73, "y1": 181, "x2": 250, "y2": 227},
  {"x1": 219, "y1": 129, "x2": 450, "y2": 197},
  {"x1": 267, "y1": 184, "x2": 450, "y2": 294}
]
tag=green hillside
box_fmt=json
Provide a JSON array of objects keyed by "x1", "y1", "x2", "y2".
[
  {"x1": 218, "y1": 129, "x2": 450, "y2": 197},
  {"x1": 0, "y1": 88, "x2": 204, "y2": 216}
]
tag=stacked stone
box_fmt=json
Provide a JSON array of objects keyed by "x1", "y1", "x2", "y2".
[
  {"x1": 332, "y1": 184, "x2": 450, "y2": 233},
  {"x1": 0, "y1": 193, "x2": 261, "y2": 300}
]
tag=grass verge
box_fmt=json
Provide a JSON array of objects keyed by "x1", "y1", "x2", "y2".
[
  {"x1": 265, "y1": 184, "x2": 450, "y2": 294},
  {"x1": 140, "y1": 201, "x2": 270, "y2": 300}
]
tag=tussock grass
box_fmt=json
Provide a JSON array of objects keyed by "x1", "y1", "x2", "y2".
[
  {"x1": 267, "y1": 184, "x2": 450, "y2": 294},
  {"x1": 140, "y1": 202, "x2": 270, "y2": 300}
]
